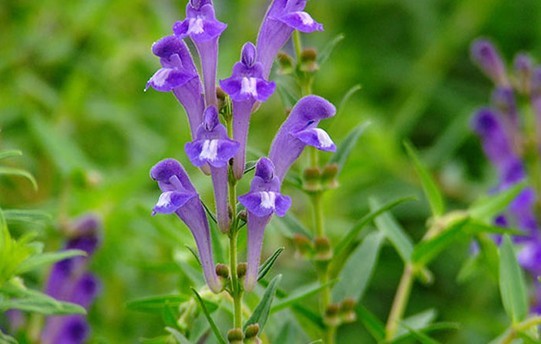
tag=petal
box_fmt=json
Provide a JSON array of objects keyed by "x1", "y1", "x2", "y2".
[
  {"x1": 241, "y1": 42, "x2": 257, "y2": 67},
  {"x1": 277, "y1": 11, "x2": 323, "y2": 32},
  {"x1": 219, "y1": 77, "x2": 243, "y2": 99},
  {"x1": 255, "y1": 79, "x2": 276, "y2": 102},
  {"x1": 153, "y1": 191, "x2": 196, "y2": 214},
  {"x1": 185, "y1": 139, "x2": 239, "y2": 168},
  {"x1": 274, "y1": 194, "x2": 292, "y2": 217},
  {"x1": 152, "y1": 35, "x2": 185, "y2": 59},
  {"x1": 146, "y1": 67, "x2": 196, "y2": 92},
  {"x1": 150, "y1": 158, "x2": 196, "y2": 193},
  {"x1": 293, "y1": 127, "x2": 336, "y2": 152},
  {"x1": 254, "y1": 157, "x2": 275, "y2": 181},
  {"x1": 239, "y1": 191, "x2": 281, "y2": 217}
]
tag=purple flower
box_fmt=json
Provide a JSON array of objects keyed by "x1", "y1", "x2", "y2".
[
  {"x1": 238, "y1": 158, "x2": 291, "y2": 291},
  {"x1": 513, "y1": 53, "x2": 533, "y2": 95},
  {"x1": 150, "y1": 158, "x2": 222, "y2": 292},
  {"x1": 174, "y1": 0, "x2": 227, "y2": 107},
  {"x1": 185, "y1": 106, "x2": 239, "y2": 232},
  {"x1": 256, "y1": 0, "x2": 323, "y2": 77},
  {"x1": 41, "y1": 215, "x2": 102, "y2": 344},
  {"x1": 471, "y1": 39, "x2": 509, "y2": 86},
  {"x1": 220, "y1": 42, "x2": 276, "y2": 180},
  {"x1": 269, "y1": 95, "x2": 336, "y2": 181},
  {"x1": 471, "y1": 108, "x2": 522, "y2": 186},
  {"x1": 146, "y1": 35, "x2": 205, "y2": 140}
]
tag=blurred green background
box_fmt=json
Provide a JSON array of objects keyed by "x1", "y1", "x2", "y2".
[{"x1": 1, "y1": 0, "x2": 541, "y2": 342}]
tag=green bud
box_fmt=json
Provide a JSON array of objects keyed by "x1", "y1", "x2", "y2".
[
  {"x1": 237, "y1": 262, "x2": 247, "y2": 279},
  {"x1": 244, "y1": 324, "x2": 260, "y2": 338},
  {"x1": 277, "y1": 51, "x2": 295, "y2": 75},
  {"x1": 314, "y1": 236, "x2": 333, "y2": 262},
  {"x1": 293, "y1": 233, "x2": 314, "y2": 258},
  {"x1": 300, "y1": 48, "x2": 319, "y2": 73},
  {"x1": 228, "y1": 328, "x2": 244, "y2": 344},
  {"x1": 303, "y1": 167, "x2": 322, "y2": 192},
  {"x1": 321, "y1": 163, "x2": 339, "y2": 189},
  {"x1": 216, "y1": 263, "x2": 230, "y2": 279},
  {"x1": 339, "y1": 298, "x2": 357, "y2": 323},
  {"x1": 324, "y1": 303, "x2": 341, "y2": 327}
]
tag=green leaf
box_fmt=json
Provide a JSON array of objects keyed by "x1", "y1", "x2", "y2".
[
  {"x1": 395, "y1": 324, "x2": 441, "y2": 344},
  {"x1": 0, "y1": 330, "x2": 18, "y2": 344},
  {"x1": 274, "y1": 212, "x2": 313, "y2": 239},
  {"x1": 15, "y1": 249, "x2": 86, "y2": 274},
  {"x1": 334, "y1": 196, "x2": 415, "y2": 258},
  {"x1": 499, "y1": 235, "x2": 528, "y2": 323},
  {"x1": 404, "y1": 142, "x2": 445, "y2": 217},
  {"x1": 469, "y1": 183, "x2": 525, "y2": 221},
  {"x1": 0, "y1": 288, "x2": 86, "y2": 315},
  {"x1": 398, "y1": 309, "x2": 437, "y2": 336},
  {"x1": 244, "y1": 274, "x2": 282, "y2": 332},
  {"x1": 357, "y1": 305, "x2": 385, "y2": 341},
  {"x1": 328, "y1": 122, "x2": 370, "y2": 173},
  {"x1": 317, "y1": 34, "x2": 345, "y2": 66},
  {"x1": 258, "y1": 247, "x2": 284, "y2": 282},
  {"x1": 272, "y1": 280, "x2": 334, "y2": 312},
  {"x1": 0, "y1": 167, "x2": 37, "y2": 190},
  {"x1": 165, "y1": 327, "x2": 192, "y2": 344},
  {"x1": 411, "y1": 219, "x2": 468, "y2": 266},
  {"x1": 191, "y1": 288, "x2": 226, "y2": 344},
  {"x1": 3, "y1": 209, "x2": 51, "y2": 226},
  {"x1": 371, "y1": 198, "x2": 414, "y2": 262},
  {"x1": 336, "y1": 84, "x2": 362, "y2": 118},
  {"x1": 126, "y1": 294, "x2": 188, "y2": 313},
  {"x1": 332, "y1": 231, "x2": 384, "y2": 302},
  {"x1": 0, "y1": 150, "x2": 22, "y2": 160}
]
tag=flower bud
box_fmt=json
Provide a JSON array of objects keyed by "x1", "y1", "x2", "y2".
[
  {"x1": 237, "y1": 262, "x2": 247, "y2": 279},
  {"x1": 216, "y1": 263, "x2": 230, "y2": 280},
  {"x1": 300, "y1": 48, "x2": 319, "y2": 73},
  {"x1": 216, "y1": 87, "x2": 227, "y2": 114},
  {"x1": 321, "y1": 163, "x2": 339, "y2": 189},
  {"x1": 324, "y1": 303, "x2": 341, "y2": 327},
  {"x1": 303, "y1": 167, "x2": 322, "y2": 192},
  {"x1": 244, "y1": 323, "x2": 260, "y2": 339},
  {"x1": 314, "y1": 236, "x2": 332, "y2": 262},
  {"x1": 227, "y1": 328, "x2": 244, "y2": 344},
  {"x1": 513, "y1": 53, "x2": 533, "y2": 95},
  {"x1": 277, "y1": 51, "x2": 295, "y2": 75},
  {"x1": 339, "y1": 298, "x2": 357, "y2": 323},
  {"x1": 293, "y1": 233, "x2": 314, "y2": 258}
]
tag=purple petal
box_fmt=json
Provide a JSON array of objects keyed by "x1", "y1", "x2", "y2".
[
  {"x1": 56, "y1": 316, "x2": 89, "y2": 344},
  {"x1": 153, "y1": 191, "x2": 196, "y2": 215},
  {"x1": 244, "y1": 214, "x2": 272, "y2": 291},
  {"x1": 241, "y1": 42, "x2": 257, "y2": 67},
  {"x1": 255, "y1": 79, "x2": 276, "y2": 102},
  {"x1": 146, "y1": 67, "x2": 196, "y2": 92},
  {"x1": 219, "y1": 78, "x2": 242, "y2": 99},
  {"x1": 210, "y1": 166, "x2": 230, "y2": 232},
  {"x1": 254, "y1": 157, "x2": 275, "y2": 181},
  {"x1": 277, "y1": 11, "x2": 323, "y2": 32},
  {"x1": 70, "y1": 214, "x2": 101, "y2": 237},
  {"x1": 150, "y1": 158, "x2": 196, "y2": 194},
  {"x1": 185, "y1": 139, "x2": 239, "y2": 168},
  {"x1": 231, "y1": 101, "x2": 254, "y2": 180},
  {"x1": 274, "y1": 194, "x2": 292, "y2": 217},
  {"x1": 293, "y1": 127, "x2": 336, "y2": 152},
  {"x1": 69, "y1": 273, "x2": 101, "y2": 308},
  {"x1": 152, "y1": 35, "x2": 185, "y2": 59},
  {"x1": 203, "y1": 106, "x2": 220, "y2": 131},
  {"x1": 471, "y1": 39, "x2": 508, "y2": 86},
  {"x1": 239, "y1": 191, "x2": 285, "y2": 217}
]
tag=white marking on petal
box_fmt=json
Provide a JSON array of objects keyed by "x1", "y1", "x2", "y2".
[
  {"x1": 240, "y1": 77, "x2": 258, "y2": 97},
  {"x1": 156, "y1": 192, "x2": 173, "y2": 208},
  {"x1": 151, "y1": 69, "x2": 169, "y2": 87},
  {"x1": 297, "y1": 12, "x2": 314, "y2": 26},
  {"x1": 188, "y1": 17, "x2": 205, "y2": 34},
  {"x1": 314, "y1": 128, "x2": 333, "y2": 148},
  {"x1": 200, "y1": 140, "x2": 219, "y2": 161},
  {"x1": 260, "y1": 192, "x2": 276, "y2": 209}
]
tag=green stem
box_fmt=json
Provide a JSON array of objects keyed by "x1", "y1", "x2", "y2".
[
  {"x1": 293, "y1": 30, "x2": 303, "y2": 63},
  {"x1": 229, "y1": 228, "x2": 242, "y2": 328},
  {"x1": 499, "y1": 315, "x2": 541, "y2": 344},
  {"x1": 385, "y1": 264, "x2": 415, "y2": 341},
  {"x1": 311, "y1": 192, "x2": 325, "y2": 237}
]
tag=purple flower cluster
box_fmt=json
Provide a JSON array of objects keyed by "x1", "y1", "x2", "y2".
[
  {"x1": 471, "y1": 39, "x2": 541, "y2": 312},
  {"x1": 147, "y1": 0, "x2": 334, "y2": 292},
  {"x1": 41, "y1": 215, "x2": 102, "y2": 344}
]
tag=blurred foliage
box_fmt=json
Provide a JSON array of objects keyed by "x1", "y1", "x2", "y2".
[{"x1": 2, "y1": 0, "x2": 541, "y2": 342}]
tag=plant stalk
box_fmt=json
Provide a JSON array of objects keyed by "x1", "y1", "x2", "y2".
[{"x1": 385, "y1": 263, "x2": 415, "y2": 340}]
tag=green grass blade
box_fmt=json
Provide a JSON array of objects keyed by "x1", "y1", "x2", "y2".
[
  {"x1": 0, "y1": 167, "x2": 37, "y2": 190},
  {"x1": 499, "y1": 235, "x2": 528, "y2": 323}
]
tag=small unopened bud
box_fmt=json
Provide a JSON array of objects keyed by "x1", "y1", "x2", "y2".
[
  {"x1": 277, "y1": 51, "x2": 295, "y2": 75},
  {"x1": 237, "y1": 263, "x2": 247, "y2": 279},
  {"x1": 216, "y1": 264, "x2": 230, "y2": 279},
  {"x1": 324, "y1": 303, "x2": 341, "y2": 327},
  {"x1": 293, "y1": 233, "x2": 314, "y2": 258},
  {"x1": 300, "y1": 48, "x2": 319, "y2": 73},
  {"x1": 471, "y1": 39, "x2": 508, "y2": 86},
  {"x1": 339, "y1": 298, "x2": 357, "y2": 323},
  {"x1": 321, "y1": 163, "x2": 339, "y2": 189},
  {"x1": 238, "y1": 210, "x2": 248, "y2": 222},
  {"x1": 513, "y1": 53, "x2": 533, "y2": 95},
  {"x1": 227, "y1": 328, "x2": 244, "y2": 344},
  {"x1": 314, "y1": 236, "x2": 332, "y2": 262},
  {"x1": 217, "y1": 87, "x2": 227, "y2": 112},
  {"x1": 303, "y1": 167, "x2": 322, "y2": 192},
  {"x1": 244, "y1": 324, "x2": 260, "y2": 339}
]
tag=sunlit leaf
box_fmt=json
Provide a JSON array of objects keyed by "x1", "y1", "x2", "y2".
[
  {"x1": 357, "y1": 305, "x2": 385, "y2": 341},
  {"x1": 469, "y1": 183, "x2": 525, "y2": 221},
  {"x1": 15, "y1": 249, "x2": 86, "y2": 274},
  {"x1": 317, "y1": 34, "x2": 345, "y2": 66},
  {"x1": 244, "y1": 274, "x2": 281, "y2": 332},
  {"x1": 126, "y1": 294, "x2": 188, "y2": 313},
  {"x1": 0, "y1": 167, "x2": 37, "y2": 190},
  {"x1": 0, "y1": 150, "x2": 22, "y2": 160},
  {"x1": 411, "y1": 219, "x2": 468, "y2": 266},
  {"x1": 191, "y1": 288, "x2": 226, "y2": 344},
  {"x1": 404, "y1": 142, "x2": 445, "y2": 217},
  {"x1": 272, "y1": 280, "x2": 334, "y2": 312},
  {"x1": 499, "y1": 235, "x2": 528, "y2": 323}
]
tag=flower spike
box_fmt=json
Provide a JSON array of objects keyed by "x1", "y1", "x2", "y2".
[
  {"x1": 151, "y1": 158, "x2": 223, "y2": 292},
  {"x1": 269, "y1": 95, "x2": 336, "y2": 181},
  {"x1": 174, "y1": 0, "x2": 227, "y2": 107},
  {"x1": 256, "y1": 0, "x2": 323, "y2": 78},
  {"x1": 146, "y1": 35, "x2": 205, "y2": 140},
  {"x1": 220, "y1": 42, "x2": 276, "y2": 180},
  {"x1": 185, "y1": 106, "x2": 240, "y2": 232},
  {"x1": 238, "y1": 158, "x2": 292, "y2": 291}
]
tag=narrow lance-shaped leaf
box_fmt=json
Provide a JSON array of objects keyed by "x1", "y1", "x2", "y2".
[
  {"x1": 272, "y1": 280, "x2": 335, "y2": 312},
  {"x1": 258, "y1": 247, "x2": 285, "y2": 282},
  {"x1": 404, "y1": 142, "x2": 445, "y2": 217},
  {"x1": 329, "y1": 122, "x2": 370, "y2": 174},
  {"x1": 370, "y1": 198, "x2": 414, "y2": 262},
  {"x1": 0, "y1": 150, "x2": 22, "y2": 160},
  {"x1": 0, "y1": 167, "x2": 37, "y2": 190},
  {"x1": 15, "y1": 249, "x2": 86, "y2": 274},
  {"x1": 191, "y1": 288, "x2": 227, "y2": 344},
  {"x1": 357, "y1": 305, "x2": 385, "y2": 342},
  {"x1": 468, "y1": 182, "x2": 525, "y2": 221},
  {"x1": 166, "y1": 327, "x2": 192, "y2": 344},
  {"x1": 126, "y1": 294, "x2": 188, "y2": 313},
  {"x1": 334, "y1": 196, "x2": 415, "y2": 258},
  {"x1": 317, "y1": 34, "x2": 345, "y2": 66},
  {"x1": 499, "y1": 235, "x2": 528, "y2": 323},
  {"x1": 244, "y1": 274, "x2": 282, "y2": 332},
  {"x1": 336, "y1": 84, "x2": 362, "y2": 119},
  {"x1": 275, "y1": 212, "x2": 313, "y2": 239},
  {"x1": 332, "y1": 231, "x2": 384, "y2": 302}
]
